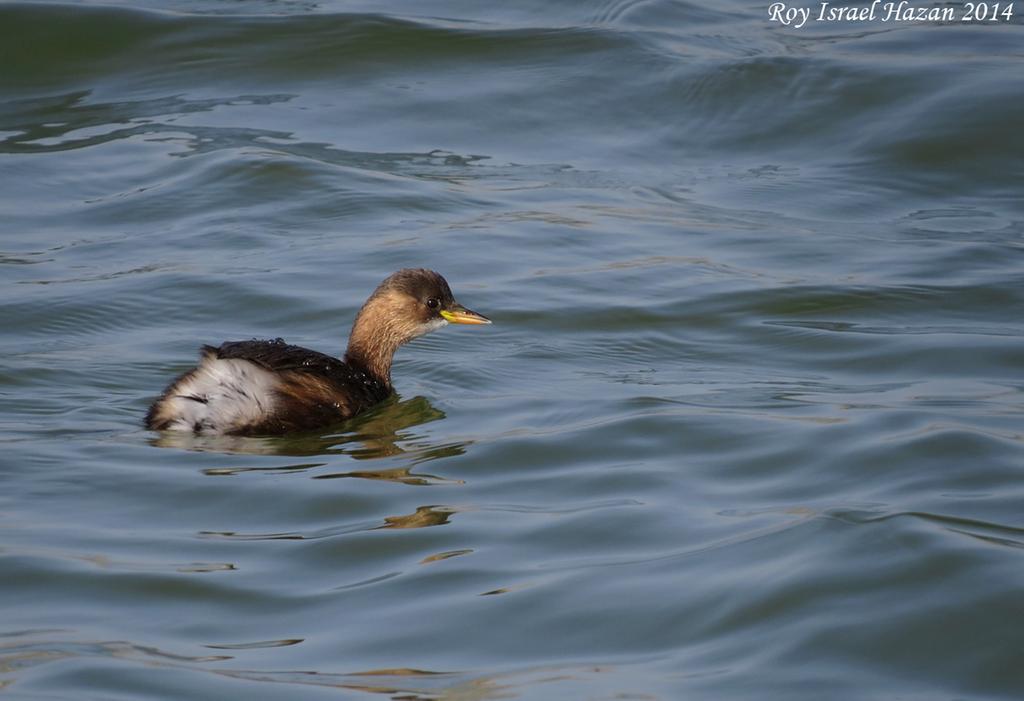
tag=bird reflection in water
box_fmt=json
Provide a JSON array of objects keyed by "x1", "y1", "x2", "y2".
[
  {"x1": 378, "y1": 505, "x2": 455, "y2": 530},
  {"x1": 210, "y1": 663, "x2": 608, "y2": 700},
  {"x1": 200, "y1": 505, "x2": 460, "y2": 540},
  {"x1": 152, "y1": 395, "x2": 469, "y2": 485}
]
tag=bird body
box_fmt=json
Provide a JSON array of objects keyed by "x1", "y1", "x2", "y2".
[{"x1": 145, "y1": 269, "x2": 490, "y2": 436}]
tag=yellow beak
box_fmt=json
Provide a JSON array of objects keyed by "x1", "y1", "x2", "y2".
[{"x1": 441, "y1": 305, "x2": 492, "y2": 325}]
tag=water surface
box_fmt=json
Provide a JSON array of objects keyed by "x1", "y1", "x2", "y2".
[{"x1": 2, "y1": 1, "x2": 1023, "y2": 699}]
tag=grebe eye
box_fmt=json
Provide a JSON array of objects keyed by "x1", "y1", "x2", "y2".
[{"x1": 426, "y1": 298, "x2": 439, "y2": 309}]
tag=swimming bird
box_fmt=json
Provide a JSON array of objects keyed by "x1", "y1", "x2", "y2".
[{"x1": 145, "y1": 269, "x2": 490, "y2": 435}]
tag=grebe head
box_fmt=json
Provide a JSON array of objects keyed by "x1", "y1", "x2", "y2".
[
  {"x1": 345, "y1": 269, "x2": 490, "y2": 382},
  {"x1": 380, "y1": 268, "x2": 491, "y2": 336}
]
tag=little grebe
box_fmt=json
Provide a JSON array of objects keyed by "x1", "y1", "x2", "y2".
[{"x1": 145, "y1": 269, "x2": 490, "y2": 435}]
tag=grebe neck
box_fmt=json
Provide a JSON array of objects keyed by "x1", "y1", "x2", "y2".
[
  {"x1": 343, "y1": 342, "x2": 394, "y2": 386},
  {"x1": 343, "y1": 303, "x2": 405, "y2": 386}
]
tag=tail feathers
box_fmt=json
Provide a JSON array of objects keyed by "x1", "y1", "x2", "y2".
[{"x1": 145, "y1": 354, "x2": 279, "y2": 434}]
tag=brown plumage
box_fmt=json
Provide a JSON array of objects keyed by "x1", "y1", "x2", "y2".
[{"x1": 145, "y1": 269, "x2": 490, "y2": 435}]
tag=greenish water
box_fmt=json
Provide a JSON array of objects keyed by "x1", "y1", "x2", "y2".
[{"x1": 2, "y1": 1, "x2": 1023, "y2": 699}]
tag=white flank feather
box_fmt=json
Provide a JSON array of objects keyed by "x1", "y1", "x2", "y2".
[{"x1": 160, "y1": 357, "x2": 279, "y2": 434}]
